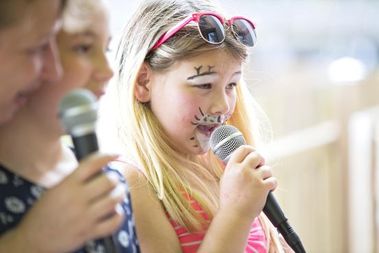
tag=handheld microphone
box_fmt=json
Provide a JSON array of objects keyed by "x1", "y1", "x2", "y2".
[
  {"x1": 59, "y1": 88, "x2": 118, "y2": 253},
  {"x1": 210, "y1": 125, "x2": 306, "y2": 253}
]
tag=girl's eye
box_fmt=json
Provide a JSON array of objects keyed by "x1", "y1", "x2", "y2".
[
  {"x1": 195, "y1": 83, "x2": 212, "y2": 89},
  {"x1": 226, "y1": 82, "x2": 237, "y2": 89},
  {"x1": 73, "y1": 44, "x2": 92, "y2": 54}
]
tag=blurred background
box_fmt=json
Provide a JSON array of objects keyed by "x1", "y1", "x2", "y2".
[{"x1": 102, "y1": 0, "x2": 379, "y2": 252}]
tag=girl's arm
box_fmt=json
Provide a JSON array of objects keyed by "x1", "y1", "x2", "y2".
[
  {"x1": 123, "y1": 166, "x2": 182, "y2": 253},
  {"x1": 198, "y1": 145, "x2": 276, "y2": 253},
  {"x1": 122, "y1": 145, "x2": 276, "y2": 253}
]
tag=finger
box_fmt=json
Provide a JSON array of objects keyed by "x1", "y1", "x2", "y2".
[
  {"x1": 88, "y1": 184, "x2": 127, "y2": 221},
  {"x1": 83, "y1": 172, "x2": 121, "y2": 202},
  {"x1": 241, "y1": 151, "x2": 265, "y2": 170},
  {"x1": 263, "y1": 176, "x2": 278, "y2": 192},
  {"x1": 91, "y1": 205, "x2": 125, "y2": 239},
  {"x1": 73, "y1": 153, "x2": 119, "y2": 182},
  {"x1": 256, "y1": 165, "x2": 272, "y2": 180},
  {"x1": 227, "y1": 145, "x2": 255, "y2": 164}
]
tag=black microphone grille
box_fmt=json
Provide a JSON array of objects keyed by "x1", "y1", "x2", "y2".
[
  {"x1": 59, "y1": 89, "x2": 98, "y2": 136},
  {"x1": 210, "y1": 125, "x2": 246, "y2": 162}
]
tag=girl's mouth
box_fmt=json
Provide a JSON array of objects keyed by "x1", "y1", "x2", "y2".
[{"x1": 196, "y1": 124, "x2": 219, "y2": 137}]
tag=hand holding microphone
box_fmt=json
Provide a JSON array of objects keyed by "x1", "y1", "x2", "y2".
[
  {"x1": 210, "y1": 125, "x2": 306, "y2": 253},
  {"x1": 59, "y1": 89, "x2": 123, "y2": 253},
  {"x1": 218, "y1": 143, "x2": 277, "y2": 220},
  {"x1": 8, "y1": 89, "x2": 124, "y2": 253},
  {"x1": 14, "y1": 153, "x2": 122, "y2": 253}
]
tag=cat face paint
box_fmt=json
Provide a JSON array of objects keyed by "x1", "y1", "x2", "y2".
[
  {"x1": 191, "y1": 107, "x2": 227, "y2": 125},
  {"x1": 187, "y1": 65, "x2": 216, "y2": 80},
  {"x1": 147, "y1": 49, "x2": 242, "y2": 155},
  {"x1": 190, "y1": 107, "x2": 231, "y2": 151}
]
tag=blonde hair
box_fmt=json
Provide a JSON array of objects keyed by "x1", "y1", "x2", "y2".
[
  {"x1": 113, "y1": 0, "x2": 284, "y2": 250},
  {"x1": 62, "y1": 0, "x2": 107, "y2": 33}
]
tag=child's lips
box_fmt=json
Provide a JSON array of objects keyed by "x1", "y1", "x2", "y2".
[
  {"x1": 197, "y1": 124, "x2": 219, "y2": 137},
  {"x1": 14, "y1": 86, "x2": 38, "y2": 107}
]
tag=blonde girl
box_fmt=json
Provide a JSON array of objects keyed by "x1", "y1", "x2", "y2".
[{"x1": 110, "y1": 0, "x2": 292, "y2": 252}]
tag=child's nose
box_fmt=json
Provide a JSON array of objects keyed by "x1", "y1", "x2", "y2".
[{"x1": 209, "y1": 91, "x2": 230, "y2": 116}]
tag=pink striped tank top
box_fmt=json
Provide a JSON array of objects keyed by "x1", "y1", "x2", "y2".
[{"x1": 167, "y1": 197, "x2": 268, "y2": 253}]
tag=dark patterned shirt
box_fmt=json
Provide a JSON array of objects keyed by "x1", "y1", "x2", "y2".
[{"x1": 0, "y1": 164, "x2": 140, "y2": 253}]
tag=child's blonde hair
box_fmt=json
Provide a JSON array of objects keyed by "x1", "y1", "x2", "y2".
[
  {"x1": 112, "y1": 0, "x2": 283, "y2": 251},
  {"x1": 62, "y1": 0, "x2": 107, "y2": 33}
]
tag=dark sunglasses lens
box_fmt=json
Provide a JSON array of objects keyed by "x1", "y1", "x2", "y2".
[
  {"x1": 198, "y1": 15, "x2": 225, "y2": 44},
  {"x1": 232, "y1": 19, "x2": 257, "y2": 47}
]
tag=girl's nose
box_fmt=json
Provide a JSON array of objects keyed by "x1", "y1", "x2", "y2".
[
  {"x1": 209, "y1": 91, "x2": 230, "y2": 116},
  {"x1": 94, "y1": 53, "x2": 113, "y2": 83}
]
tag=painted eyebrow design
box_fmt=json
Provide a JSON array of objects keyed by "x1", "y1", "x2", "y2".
[{"x1": 187, "y1": 65, "x2": 216, "y2": 80}]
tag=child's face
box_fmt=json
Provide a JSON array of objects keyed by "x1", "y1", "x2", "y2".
[
  {"x1": 55, "y1": 7, "x2": 113, "y2": 99},
  {"x1": 0, "y1": 0, "x2": 62, "y2": 125},
  {"x1": 149, "y1": 50, "x2": 242, "y2": 155},
  {"x1": 24, "y1": 4, "x2": 112, "y2": 131}
]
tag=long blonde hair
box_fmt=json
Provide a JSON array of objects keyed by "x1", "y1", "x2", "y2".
[{"x1": 113, "y1": 0, "x2": 284, "y2": 251}]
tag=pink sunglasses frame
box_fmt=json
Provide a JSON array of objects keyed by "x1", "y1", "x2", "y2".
[{"x1": 150, "y1": 11, "x2": 256, "y2": 52}]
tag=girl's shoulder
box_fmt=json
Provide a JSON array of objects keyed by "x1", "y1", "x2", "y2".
[
  {"x1": 111, "y1": 159, "x2": 182, "y2": 252},
  {"x1": 109, "y1": 159, "x2": 156, "y2": 200}
]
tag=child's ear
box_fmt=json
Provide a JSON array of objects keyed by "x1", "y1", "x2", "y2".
[{"x1": 135, "y1": 62, "x2": 152, "y2": 103}]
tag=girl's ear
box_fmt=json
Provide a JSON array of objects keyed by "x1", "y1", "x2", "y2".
[{"x1": 135, "y1": 62, "x2": 152, "y2": 103}]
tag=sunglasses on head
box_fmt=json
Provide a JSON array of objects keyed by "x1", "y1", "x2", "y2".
[{"x1": 150, "y1": 11, "x2": 257, "y2": 52}]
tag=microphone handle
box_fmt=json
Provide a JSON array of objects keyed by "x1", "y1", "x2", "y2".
[
  {"x1": 72, "y1": 132, "x2": 118, "y2": 253},
  {"x1": 71, "y1": 132, "x2": 99, "y2": 161},
  {"x1": 263, "y1": 192, "x2": 306, "y2": 253}
]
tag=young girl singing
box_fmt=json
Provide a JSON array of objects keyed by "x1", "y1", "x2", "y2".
[{"x1": 107, "y1": 0, "x2": 292, "y2": 252}]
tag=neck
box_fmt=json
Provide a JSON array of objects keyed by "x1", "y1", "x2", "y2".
[{"x1": 0, "y1": 109, "x2": 77, "y2": 187}]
